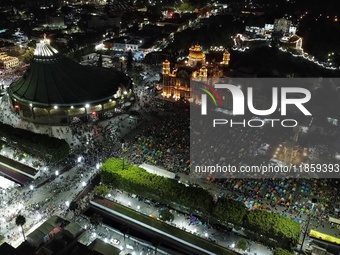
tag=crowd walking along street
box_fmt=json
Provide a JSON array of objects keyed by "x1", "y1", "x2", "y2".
[{"x1": 0, "y1": 69, "x2": 273, "y2": 254}]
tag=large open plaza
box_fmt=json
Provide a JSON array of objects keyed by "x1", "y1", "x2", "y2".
[{"x1": 0, "y1": 1, "x2": 340, "y2": 255}]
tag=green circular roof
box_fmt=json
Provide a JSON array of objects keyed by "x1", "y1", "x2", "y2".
[{"x1": 9, "y1": 41, "x2": 130, "y2": 106}]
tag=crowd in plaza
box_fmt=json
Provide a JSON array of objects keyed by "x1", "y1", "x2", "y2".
[
  {"x1": 1, "y1": 60, "x2": 340, "y2": 255},
  {"x1": 123, "y1": 111, "x2": 190, "y2": 173},
  {"x1": 0, "y1": 162, "x2": 96, "y2": 243},
  {"x1": 1, "y1": 83, "x2": 338, "y2": 250}
]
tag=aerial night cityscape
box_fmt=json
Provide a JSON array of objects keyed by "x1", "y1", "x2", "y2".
[{"x1": 0, "y1": 0, "x2": 340, "y2": 255}]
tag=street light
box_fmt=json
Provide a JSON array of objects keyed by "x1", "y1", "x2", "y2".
[
  {"x1": 298, "y1": 198, "x2": 317, "y2": 255},
  {"x1": 121, "y1": 139, "x2": 125, "y2": 170}
]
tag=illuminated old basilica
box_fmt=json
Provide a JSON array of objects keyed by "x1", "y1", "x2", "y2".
[{"x1": 161, "y1": 45, "x2": 230, "y2": 101}]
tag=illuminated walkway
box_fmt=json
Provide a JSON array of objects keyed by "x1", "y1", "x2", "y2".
[{"x1": 90, "y1": 200, "x2": 229, "y2": 255}]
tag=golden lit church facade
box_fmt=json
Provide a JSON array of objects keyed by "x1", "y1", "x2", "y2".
[{"x1": 161, "y1": 45, "x2": 230, "y2": 101}]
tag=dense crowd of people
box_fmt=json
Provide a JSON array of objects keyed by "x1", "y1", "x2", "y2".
[
  {"x1": 1, "y1": 61, "x2": 340, "y2": 253},
  {"x1": 124, "y1": 111, "x2": 190, "y2": 173}
]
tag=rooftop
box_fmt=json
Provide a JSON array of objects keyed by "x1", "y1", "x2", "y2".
[{"x1": 9, "y1": 40, "x2": 130, "y2": 107}]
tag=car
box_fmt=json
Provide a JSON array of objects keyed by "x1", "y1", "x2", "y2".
[
  {"x1": 144, "y1": 199, "x2": 151, "y2": 205},
  {"x1": 111, "y1": 239, "x2": 120, "y2": 245}
]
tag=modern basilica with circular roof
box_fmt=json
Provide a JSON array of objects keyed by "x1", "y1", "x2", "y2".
[{"x1": 7, "y1": 38, "x2": 133, "y2": 125}]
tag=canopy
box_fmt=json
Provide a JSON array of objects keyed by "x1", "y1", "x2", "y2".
[
  {"x1": 63, "y1": 222, "x2": 82, "y2": 239},
  {"x1": 27, "y1": 216, "x2": 61, "y2": 248}
]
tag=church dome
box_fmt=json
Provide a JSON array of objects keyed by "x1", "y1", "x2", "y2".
[
  {"x1": 8, "y1": 38, "x2": 132, "y2": 125},
  {"x1": 188, "y1": 45, "x2": 205, "y2": 60},
  {"x1": 9, "y1": 39, "x2": 130, "y2": 106}
]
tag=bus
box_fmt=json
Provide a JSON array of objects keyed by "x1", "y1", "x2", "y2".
[{"x1": 309, "y1": 229, "x2": 340, "y2": 245}]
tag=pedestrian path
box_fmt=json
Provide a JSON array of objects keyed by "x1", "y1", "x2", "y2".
[{"x1": 103, "y1": 188, "x2": 273, "y2": 255}]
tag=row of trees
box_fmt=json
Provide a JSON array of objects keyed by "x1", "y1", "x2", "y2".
[
  {"x1": 100, "y1": 159, "x2": 301, "y2": 249},
  {"x1": 274, "y1": 248, "x2": 293, "y2": 255},
  {"x1": 101, "y1": 159, "x2": 212, "y2": 213},
  {"x1": 0, "y1": 123, "x2": 70, "y2": 163}
]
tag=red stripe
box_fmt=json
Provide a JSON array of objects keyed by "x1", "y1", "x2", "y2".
[{"x1": 203, "y1": 84, "x2": 223, "y2": 106}]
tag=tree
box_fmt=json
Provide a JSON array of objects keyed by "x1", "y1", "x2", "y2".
[
  {"x1": 126, "y1": 50, "x2": 133, "y2": 71},
  {"x1": 23, "y1": 48, "x2": 34, "y2": 63},
  {"x1": 236, "y1": 239, "x2": 247, "y2": 251},
  {"x1": 100, "y1": 158, "x2": 300, "y2": 250},
  {"x1": 97, "y1": 53, "x2": 103, "y2": 67},
  {"x1": 94, "y1": 184, "x2": 110, "y2": 197},
  {"x1": 0, "y1": 234, "x2": 4, "y2": 243},
  {"x1": 159, "y1": 209, "x2": 174, "y2": 222},
  {"x1": 15, "y1": 214, "x2": 26, "y2": 240},
  {"x1": 244, "y1": 210, "x2": 300, "y2": 248},
  {"x1": 100, "y1": 158, "x2": 213, "y2": 215},
  {"x1": 69, "y1": 201, "x2": 78, "y2": 216},
  {"x1": 178, "y1": 2, "x2": 195, "y2": 12},
  {"x1": 90, "y1": 213, "x2": 102, "y2": 228},
  {"x1": 69, "y1": 201, "x2": 78, "y2": 211},
  {"x1": 120, "y1": 224, "x2": 129, "y2": 242},
  {"x1": 151, "y1": 236, "x2": 162, "y2": 254},
  {"x1": 274, "y1": 248, "x2": 293, "y2": 255},
  {"x1": 212, "y1": 198, "x2": 247, "y2": 226}
]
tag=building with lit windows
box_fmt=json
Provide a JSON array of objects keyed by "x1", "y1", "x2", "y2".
[
  {"x1": 187, "y1": 45, "x2": 206, "y2": 67},
  {"x1": 7, "y1": 38, "x2": 133, "y2": 125},
  {"x1": 274, "y1": 18, "x2": 292, "y2": 33},
  {"x1": 0, "y1": 52, "x2": 19, "y2": 69},
  {"x1": 161, "y1": 45, "x2": 229, "y2": 101},
  {"x1": 279, "y1": 34, "x2": 303, "y2": 51},
  {"x1": 104, "y1": 37, "x2": 142, "y2": 52}
]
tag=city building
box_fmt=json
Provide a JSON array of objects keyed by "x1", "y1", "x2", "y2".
[
  {"x1": 274, "y1": 18, "x2": 293, "y2": 33},
  {"x1": 222, "y1": 50, "x2": 231, "y2": 65},
  {"x1": 280, "y1": 34, "x2": 303, "y2": 51},
  {"x1": 0, "y1": 215, "x2": 122, "y2": 255},
  {"x1": 7, "y1": 37, "x2": 133, "y2": 125},
  {"x1": 88, "y1": 13, "x2": 121, "y2": 29},
  {"x1": 187, "y1": 45, "x2": 206, "y2": 68},
  {"x1": 47, "y1": 14, "x2": 65, "y2": 28},
  {"x1": 104, "y1": 37, "x2": 142, "y2": 52},
  {"x1": 161, "y1": 45, "x2": 229, "y2": 101},
  {"x1": 0, "y1": 52, "x2": 19, "y2": 69}
]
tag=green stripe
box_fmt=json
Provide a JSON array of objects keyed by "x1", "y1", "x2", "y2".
[{"x1": 200, "y1": 88, "x2": 217, "y2": 106}]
